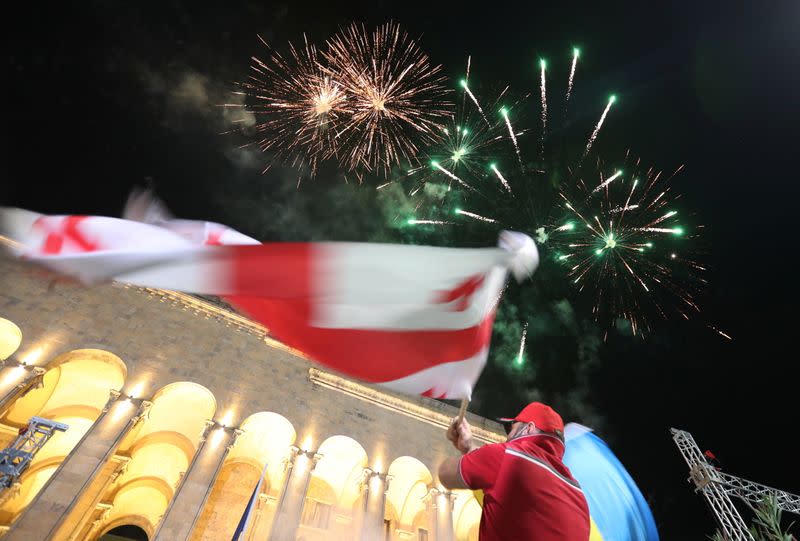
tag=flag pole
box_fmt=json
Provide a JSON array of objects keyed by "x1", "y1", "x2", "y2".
[{"x1": 456, "y1": 398, "x2": 469, "y2": 424}]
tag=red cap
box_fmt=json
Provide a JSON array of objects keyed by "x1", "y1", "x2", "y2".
[{"x1": 498, "y1": 402, "x2": 564, "y2": 433}]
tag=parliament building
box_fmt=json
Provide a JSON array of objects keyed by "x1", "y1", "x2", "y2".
[{"x1": 0, "y1": 249, "x2": 502, "y2": 541}]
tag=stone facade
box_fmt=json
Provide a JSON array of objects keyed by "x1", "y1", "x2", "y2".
[{"x1": 0, "y1": 255, "x2": 498, "y2": 541}]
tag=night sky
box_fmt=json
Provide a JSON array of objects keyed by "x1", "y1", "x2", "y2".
[{"x1": 4, "y1": 1, "x2": 800, "y2": 538}]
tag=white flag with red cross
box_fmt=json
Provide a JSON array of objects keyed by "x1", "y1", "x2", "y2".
[{"x1": 1, "y1": 205, "x2": 538, "y2": 399}]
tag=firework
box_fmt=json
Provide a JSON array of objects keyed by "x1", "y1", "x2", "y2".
[
  {"x1": 394, "y1": 49, "x2": 712, "y2": 337},
  {"x1": 583, "y1": 95, "x2": 616, "y2": 158},
  {"x1": 516, "y1": 322, "x2": 528, "y2": 365},
  {"x1": 551, "y1": 158, "x2": 705, "y2": 335},
  {"x1": 236, "y1": 35, "x2": 349, "y2": 175},
  {"x1": 539, "y1": 59, "x2": 547, "y2": 157},
  {"x1": 565, "y1": 48, "x2": 579, "y2": 110},
  {"x1": 325, "y1": 22, "x2": 453, "y2": 174},
  {"x1": 461, "y1": 79, "x2": 490, "y2": 126},
  {"x1": 499, "y1": 107, "x2": 525, "y2": 170},
  {"x1": 395, "y1": 81, "x2": 510, "y2": 196}
]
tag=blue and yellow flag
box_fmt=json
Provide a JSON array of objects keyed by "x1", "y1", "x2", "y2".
[{"x1": 563, "y1": 424, "x2": 659, "y2": 541}]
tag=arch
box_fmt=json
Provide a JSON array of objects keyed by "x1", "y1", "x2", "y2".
[
  {"x1": 452, "y1": 490, "x2": 482, "y2": 541},
  {"x1": 386, "y1": 457, "x2": 434, "y2": 530},
  {"x1": 92, "y1": 381, "x2": 217, "y2": 538},
  {"x1": 98, "y1": 515, "x2": 155, "y2": 541},
  {"x1": 190, "y1": 411, "x2": 296, "y2": 541},
  {"x1": 0, "y1": 318, "x2": 22, "y2": 361},
  {"x1": 228, "y1": 412, "x2": 296, "y2": 491},
  {"x1": 124, "y1": 382, "x2": 216, "y2": 449},
  {"x1": 99, "y1": 523, "x2": 149, "y2": 541},
  {"x1": 314, "y1": 435, "x2": 369, "y2": 509},
  {"x1": 128, "y1": 431, "x2": 198, "y2": 466},
  {"x1": 3, "y1": 349, "x2": 126, "y2": 426},
  {"x1": 0, "y1": 349, "x2": 127, "y2": 526}
]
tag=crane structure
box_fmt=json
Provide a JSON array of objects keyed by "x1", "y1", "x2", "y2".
[
  {"x1": 0, "y1": 416, "x2": 69, "y2": 490},
  {"x1": 671, "y1": 428, "x2": 800, "y2": 541}
]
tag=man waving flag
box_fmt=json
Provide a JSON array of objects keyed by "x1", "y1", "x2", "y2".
[{"x1": 1, "y1": 200, "x2": 538, "y2": 400}]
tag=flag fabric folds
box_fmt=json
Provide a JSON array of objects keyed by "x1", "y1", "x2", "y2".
[
  {"x1": 564, "y1": 424, "x2": 660, "y2": 541},
  {"x1": 1, "y1": 206, "x2": 538, "y2": 399}
]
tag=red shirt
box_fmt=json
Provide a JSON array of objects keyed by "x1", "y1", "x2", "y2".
[{"x1": 459, "y1": 433, "x2": 590, "y2": 541}]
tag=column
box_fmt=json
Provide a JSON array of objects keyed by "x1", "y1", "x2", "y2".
[
  {"x1": 0, "y1": 359, "x2": 45, "y2": 413},
  {"x1": 432, "y1": 488, "x2": 456, "y2": 541},
  {"x1": 57, "y1": 456, "x2": 131, "y2": 541},
  {"x1": 153, "y1": 422, "x2": 243, "y2": 541},
  {"x1": 268, "y1": 446, "x2": 321, "y2": 541},
  {"x1": 5, "y1": 391, "x2": 152, "y2": 541},
  {"x1": 359, "y1": 470, "x2": 390, "y2": 541}
]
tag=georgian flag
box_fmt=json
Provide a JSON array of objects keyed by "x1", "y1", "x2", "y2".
[{"x1": 1, "y1": 204, "x2": 538, "y2": 399}]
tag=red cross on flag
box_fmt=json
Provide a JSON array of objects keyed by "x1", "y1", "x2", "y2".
[{"x1": 1, "y1": 204, "x2": 538, "y2": 399}]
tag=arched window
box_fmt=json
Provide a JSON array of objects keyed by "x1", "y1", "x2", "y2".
[
  {"x1": 189, "y1": 411, "x2": 296, "y2": 541},
  {"x1": 386, "y1": 457, "x2": 434, "y2": 540},
  {"x1": 299, "y1": 435, "x2": 368, "y2": 540},
  {"x1": 452, "y1": 490, "x2": 482, "y2": 541},
  {"x1": 99, "y1": 524, "x2": 149, "y2": 541}
]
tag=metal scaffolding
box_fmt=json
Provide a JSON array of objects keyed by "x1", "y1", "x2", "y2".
[
  {"x1": 671, "y1": 428, "x2": 800, "y2": 541},
  {"x1": 0, "y1": 416, "x2": 69, "y2": 490}
]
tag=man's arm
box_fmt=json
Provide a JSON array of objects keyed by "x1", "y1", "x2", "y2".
[
  {"x1": 438, "y1": 417, "x2": 477, "y2": 490},
  {"x1": 438, "y1": 456, "x2": 469, "y2": 490}
]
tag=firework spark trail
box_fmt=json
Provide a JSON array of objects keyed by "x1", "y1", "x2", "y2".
[
  {"x1": 432, "y1": 161, "x2": 478, "y2": 191},
  {"x1": 539, "y1": 59, "x2": 547, "y2": 157},
  {"x1": 500, "y1": 108, "x2": 524, "y2": 169},
  {"x1": 555, "y1": 222, "x2": 576, "y2": 232},
  {"x1": 455, "y1": 209, "x2": 498, "y2": 223},
  {"x1": 490, "y1": 163, "x2": 513, "y2": 194},
  {"x1": 616, "y1": 178, "x2": 639, "y2": 223},
  {"x1": 610, "y1": 204, "x2": 640, "y2": 213},
  {"x1": 638, "y1": 227, "x2": 683, "y2": 234},
  {"x1": 461, "y1": 80, "x2": 490, "y2": 127},
  {"x1": 583, "y1": 95, "x2": 616, "y2": 158},
  {"x1": 591, "y1": 169, "x2": 623, "y2": 194},
  {"x1": 648, "y1": 210, "x2": 678, "y2": 227},
  {"x1": 708, "y1": 325, "x2": 733, "y2": 340},
  {"x1": 517, "y1": 322, "x2": 528, "y2": 364},
  {"x1": 565, "y1": 48, "x2": 579, "y2": 110},
  {"x1": 407, "y1": 219, "x2": 453, "y2": 225}
]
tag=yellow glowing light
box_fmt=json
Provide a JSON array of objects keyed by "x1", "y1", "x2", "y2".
[
  {"x1": 208, "y1": 425, "x2": 227, "y2": 448},
  {"x1": 1, "y1": 365, "x2": 26, "y2": 387},
  {"x1": 128, "y1": 381, "x2": 146, "y2": 400},
  {"x1": 220, "y1": 409, "x2": 234, "y2": 428},
  {"x1": 294, "y1": 452, "x2": 312, "y2": 474},
  {"x1": 301, "y1": 434, "x2": 314, "y2": 451},
  {"x1": 20, "y1": 346, "x2": 44, "y2": 366},
  {"x1": 110, "y1": 397, "x2": 135, "y2": 423}
]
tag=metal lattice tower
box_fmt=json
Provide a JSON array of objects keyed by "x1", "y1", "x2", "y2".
[
  {"x1": 671, "y1": 428, "x2": 800, "y2": 541},
  {"x1": 0, "y1": 416, "x2": 68, "y2": 490}
]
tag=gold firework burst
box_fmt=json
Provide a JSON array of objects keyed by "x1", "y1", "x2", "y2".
[
  {"x1": 325, "y1": 22, "x2": 453, "y2": 175},
  {"x1": 238, "y1": 34, "x2": 349, "y2": 175}
]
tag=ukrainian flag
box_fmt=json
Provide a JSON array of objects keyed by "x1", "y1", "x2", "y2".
[{"x1": 563, "y1": 424, "x2": 659, "y2": 541}]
